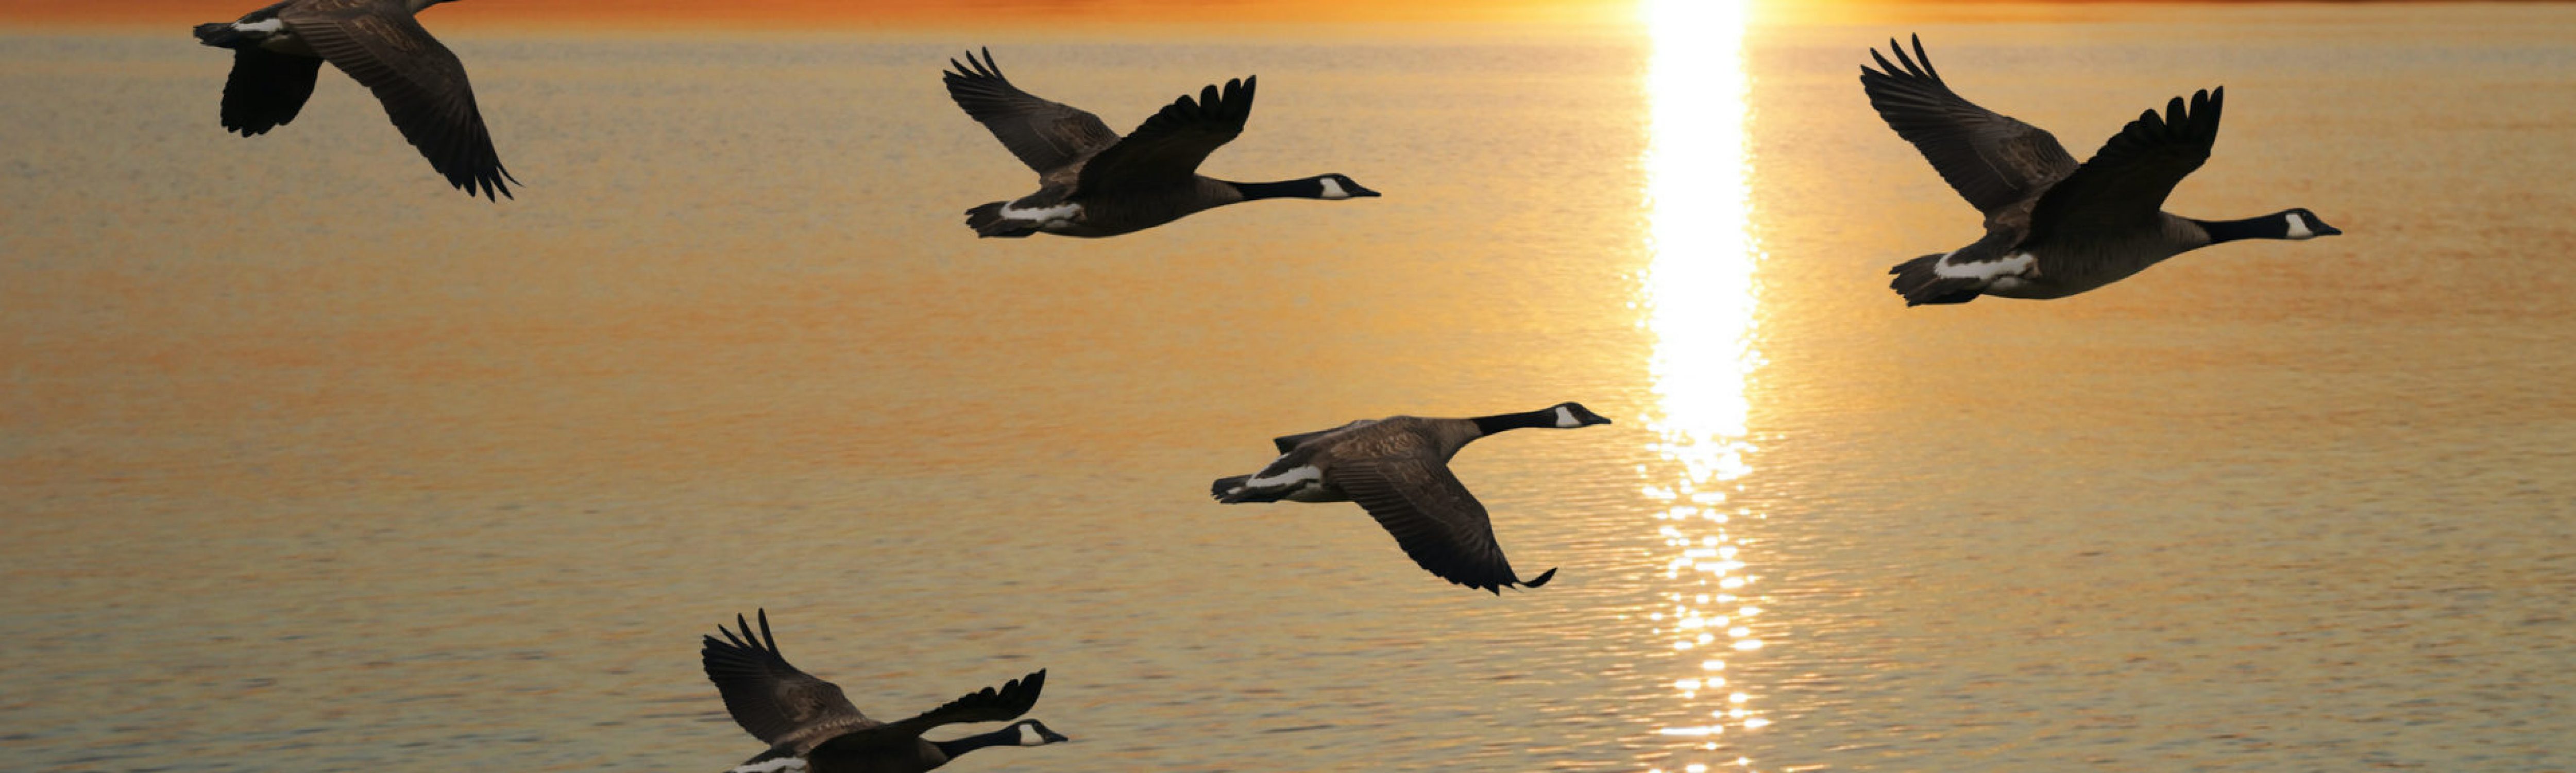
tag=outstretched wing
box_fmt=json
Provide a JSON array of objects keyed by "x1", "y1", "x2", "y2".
[
  {"x1": 701, "y1": 610, "x2": 878, "y2": 752},
  {"x1": 2026, "y1": 87, "x2": 2224, "y2": 242},
  {"x1": 809, "y1": 670, "x2": 1049, "y2": 756},
  {"x1": 1860, "y1": 35, "x2": 2077, "y2": 216},
  {"x1": 1075, "y1": 76, "x2": 1255, "y2": 196},
  {"x1": 279, "y1": 0, "x2": 515, "y2": 199},
  {"x1": 1328, "y1": 456, "x2": 1555, "y2": 594},
  {"x1": 219, "y1": 47, "x2": 323, "y2": 137},
  {"x1": 943, "y1": 48, "x2": 1123, "y2": 174},
  {"x1": 1272, "y1": 419, "x2": 1370, "y2": 455}
]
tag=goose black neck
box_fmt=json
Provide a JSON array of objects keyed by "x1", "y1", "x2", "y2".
[
  {"x1": 1471, "y1": 409, "x2": 1560, "y2": 436},
  {"x1": 931, "y1": 728, "x2": 1019, "y2": 760},
  {"x1": 2194, "y1": 215, "x2": 2286, "y2": 245},
  {"x1": 1230, "y1": 178, "x2": 1320, "y2": 201}
]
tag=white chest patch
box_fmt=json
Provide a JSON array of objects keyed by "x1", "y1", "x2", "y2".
[
  {"x1": 1933, "y1": 251, "x2": 2037, "y2": 283},
  {"x1": 1317, "y1": 178, "x2": 1351, "y2": 200},
  {"x1": 2284, "y1": 212, "x2": 2314, "y2": 240},
  {"x1": 1553, "y1": 406, "x2": 1578, "y2": 428},
  {"x1": 1018, "y1": 724, "x2": 1044, "y2": 746},
  {"x1": 1246, "y1": 464, "x2": 1323, "y2": 490},
  {"x1": 234, "y1": 18, "x2": 285, "y2": 34},
  {"x1": 1001, "y1": 201, "x2": 1081, "y2": 224},
  {"x1": 730, "y1": 758, "x2": 808, "y2": 773}
]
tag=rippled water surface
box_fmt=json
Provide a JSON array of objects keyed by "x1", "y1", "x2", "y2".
[{"x1": 6, "y1": 5, "x2": 2576, "y2": 771}]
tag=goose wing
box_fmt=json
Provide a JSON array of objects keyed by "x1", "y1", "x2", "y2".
[
  {"x1": 2025, "y1": 88, "x2": 2223, "y2": 243},
  {"x1": 1074, "y1": 76, "x2": 1255, "y2": 196},
  {"x1": 1272, "y1": 419, "x2": 1371, "y2": 455},
  {"x1": 701, "y1": 611, "x2": 879, "y2": 753},
  {"x1": 807, "y1": 670, "x2": 1048, "y2": 757},
  {"x1": 1328, "y1": 455, "x2": 1555, "y2": 594},
  {"x1": 1860, "y1": 35, "x2": 2077, "y2": 216},
  {"x1": 219, "y1": 47, "x2": 323, "y2": 137},
  {"x1": 278, "y1": 0, "x2": 514, "y2": 199},
  {"x1": 943, "y1": 48, "x2": 1123, "y2": 175}
]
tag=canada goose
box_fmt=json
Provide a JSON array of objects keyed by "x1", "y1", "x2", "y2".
[
  {"x1": 194, "y1": 0, "x2": 516, "y2": 199},
  {"x1": 943, "y1": 48, "x2": 1378, "y2": 238},
  {"x1": 1210, "y1": 403, "x2": 1612, "y2": 593},
  {"x1": 1863, "y1": 36, "x2": 2340, "y2": 305},
  {"x1": 701, "y1": 611, "x2": 1069, "y2": 773}
]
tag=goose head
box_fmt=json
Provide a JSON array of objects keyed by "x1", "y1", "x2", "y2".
[
  {"x1": 1310, "y1": 174, "x2": 1380, "y2": 200},
  {"x1": 2279, "y1": 208, "x2": 2342, "y2": 240},
  {"x1": 1011, "y1": 719, "x2": 1072, "y2": 746},
  {"x1": 1548, "y1": 402, "x2": 1614, "y2": 429}
]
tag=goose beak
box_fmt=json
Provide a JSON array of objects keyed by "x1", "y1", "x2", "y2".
[
  {"x1": 1349, "y1": 183, "x2": 1381, "y2": 198},
  {"x1": 2314, "y1": 223, "x2": 2342, "y2": 237}
]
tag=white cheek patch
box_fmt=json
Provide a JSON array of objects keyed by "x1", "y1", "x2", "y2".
[
  {"x1": 1000, "y1": 201, "x2": 1081, "y2": 224},
  {"x1": 1933, "y1": 251, "x2": 2036, "y2": 282},
  {"x1": 1317, "y1": 178, "x2": 1350, "y2": 200},
  {"x1": 2284, "y1": 212, "x2": 2314, "y2": 240},
  {"x1": 1554, "y1": 406, "x2": 1578, "y2": 428},
  {"x1": 730, "y1": 759, "x2": 808, "y2": 773},
  {"x1": 1018, "y1": 724, "x2": 1044, "y2": 746},
  {"x1": 1246, "y1": 465, "x2": 1321, "y2": 490},
  {"x1": 234, "y1": 18, "x2": 285, "y2": 33}
]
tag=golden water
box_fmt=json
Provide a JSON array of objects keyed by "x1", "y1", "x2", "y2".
[{"x1": 5, "y1": 5, "x2": 2575, "y2": 771}]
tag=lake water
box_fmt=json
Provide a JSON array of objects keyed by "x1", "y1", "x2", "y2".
[{"x1": 5, "y1": 4, "x2": 2575, "y2": 771}]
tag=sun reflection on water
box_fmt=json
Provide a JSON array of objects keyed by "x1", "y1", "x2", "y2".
[{"x1": 1638, "y1": 0, "x2": 1765, "y2": 771}]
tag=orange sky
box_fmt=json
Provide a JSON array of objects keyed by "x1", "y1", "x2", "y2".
[
  {"x1": 5, "y1": 0, "x2": 2532, "y2": 30},
  {"x1": 0, "y1": 0, "x2": 1640, "y2": 29}
]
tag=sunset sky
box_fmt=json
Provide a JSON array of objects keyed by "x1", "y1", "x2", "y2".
[
  {"x1": 0, "y1": 0, "x2": 2383, "y2": 30},
  {"x1": 6, "y1": 0, "x2": 1630, "y2": 28}
]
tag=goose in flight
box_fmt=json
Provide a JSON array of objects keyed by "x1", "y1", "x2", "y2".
[
  {"x1": 194, "y1": 0, "x2": 516, "y2": 199},
  {"x1": 1863, "y1": 36, "x2": 2339, "y2": 305},
  {"x1": 944, "y1": 48, "x2": 1378, "y2": 238},
  {"x1": 1211, "y1": 403, "x2": 1612, "y2": 593},
  {"x1": 701, "y1": 611, "x2": 1069, "y2": 773}
]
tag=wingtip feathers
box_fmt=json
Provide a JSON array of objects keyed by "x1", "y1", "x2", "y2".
[
  {"x1": 1525, "y1": 567, "x2": 1558, "y2": 589},
  {"x1": 1908, "y1": 33, "x2": 1939, "y2": 80}
]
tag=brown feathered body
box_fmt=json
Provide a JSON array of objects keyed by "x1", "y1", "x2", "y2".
[
  {"x1": 1212, "y1": 404, "x2": 1613, "y2": 593},
  {"x1": 1860, "y1": 35, "x2": 2337, "y2": 306},
  {"x1": 193, "y1": 0, "x2": 516, "y2": 199}
]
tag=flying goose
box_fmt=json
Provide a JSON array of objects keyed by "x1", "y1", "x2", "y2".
[
  {"x1": 194, "y1": 0, "x2": 516, "y2": 199},
  {"x1": 701, "y1": 611, "x2": 1069, "y2": 773},
  {"x1": 943, "y1": 48, "x2": 1378, "y2": 238},
  {"x1": 1863, "y1": 36, "x2": 2340, "y2": 305},
  {"x1": 1210, "y1": 403, "x2": 1612, "y2": 593}
]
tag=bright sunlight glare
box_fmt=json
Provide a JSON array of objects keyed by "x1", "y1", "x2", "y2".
[{"x1": 1639, "y1": 0, "x2": 1767, "y2": 770}]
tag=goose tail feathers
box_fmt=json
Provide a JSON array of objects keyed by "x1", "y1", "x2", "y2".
[
  {"x1": 965, "y1": 201, "x2": 1039, "y2": 238},
  {"x1": 725, "y1": 747, "x2": 806, "y2": 773},
  {"x1": 1215, "y1": 475, "x2": 1298, "y2": 504},
  {"x1": 1889, "y1": 252, "x2": 1982, "y2": 307},
  {"x1": 194, "y1": 22, "x2": 248, "y2": 47},
  {"x1": 1210, "y1": 474, "x2": 1253, "y2": 501}
]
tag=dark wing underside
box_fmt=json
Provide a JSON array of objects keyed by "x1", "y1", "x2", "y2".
[
  {"x1": 280, "y1": 0, "x2": 515, "y2": 199},
  {"x1": 943, "y1": 48, "x2": 1123, "y2": 175},
  {"x1": 1860, "y1": 35, "x2": 2079, "y2": 216},
  {"x1": 701, "y1": 611, "x2": 878, "y2": 752},
  {"x1": 2026, "y1": 87, "x2": 2224, "y2": 243},
  {"x1": 1328, "y1": 456, "x2": 1552, "y2": 594},
  {"x1": 220, "y1": 47, "x2": 323, "y2": 137},
  {"x1": 808, "y1": 670, "x2": 1048, "y2": 759},
  {"x1": 1074, "y1": 76, "x2": 1255, "y2": 196}
]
